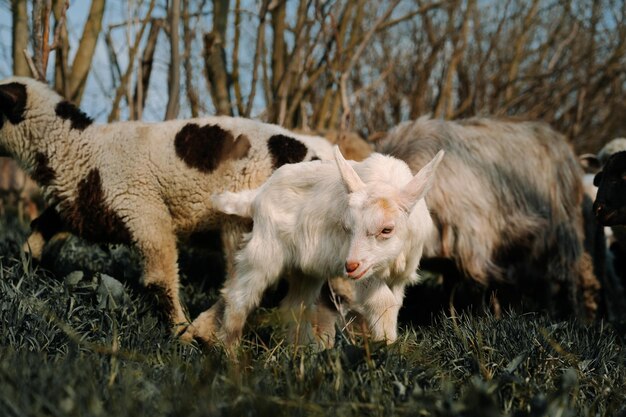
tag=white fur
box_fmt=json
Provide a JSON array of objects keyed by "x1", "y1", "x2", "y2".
[{"x1": 200, "y1": 146, "x2": 443, "y2": 347}]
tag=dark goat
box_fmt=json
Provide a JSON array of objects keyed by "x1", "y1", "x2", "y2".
[
  {"x1": 593, "y1": 151, "x2": 626, "y2": 227},
  {"x1": 375, "y1": 116, "x2": 599, "y2": 320}
]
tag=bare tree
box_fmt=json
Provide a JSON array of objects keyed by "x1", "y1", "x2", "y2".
[
  {"x1": 164, "y1": 0, "x2": 181, "y2": 120},
  {"x1": 203, "y1": 0, "x2": 232, "y2": 116},
  {"x1": 11, "y1": 0, "x2": 29, "y2": 76},
  {"x1": 8, "y1": 0, "x2": 625, "y2": 152}
]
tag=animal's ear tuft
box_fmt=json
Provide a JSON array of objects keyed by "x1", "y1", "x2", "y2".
[
  {"x1": 593, "y1": 171, "x2": 603, "y2": 187},
  {"x1": 400, "y1": 149, "x2": 444, "y2": 211},
  {"x1": 0, "y1": 82, "x2": 28, "y2": 124},
  {"x1": 579, "y1": 153, "x2": 601, "y2": 173},
  {"x1": 334, "y1": 145, "x2": 365, "y2": 193}
]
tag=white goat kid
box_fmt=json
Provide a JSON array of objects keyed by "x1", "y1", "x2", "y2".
[{"x1": 206, "y1": 146, "x2": 444, "y2": 347}]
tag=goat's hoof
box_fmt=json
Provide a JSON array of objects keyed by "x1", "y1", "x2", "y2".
[
  {"x1": 180, "y1": 322, "x2": 220, "y2": 347},
  {"x1": 176, "y1": 323, "x2": 194, "y2": 343}
]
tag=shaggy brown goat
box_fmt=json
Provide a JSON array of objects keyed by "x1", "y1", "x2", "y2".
[{"x1": 375, "y1": 116, "x2": 599, "y2": 319}]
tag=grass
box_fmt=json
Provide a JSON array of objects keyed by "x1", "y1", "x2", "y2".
[{"x1": 0, "y1": 214, "x2": 625, "y2": 417}]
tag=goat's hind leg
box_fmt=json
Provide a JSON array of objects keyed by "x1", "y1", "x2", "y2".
[
  {"x1": 280, "y1": 275, "x2": 327, "y2": 347},
  {"x1": 185, "y1": 220, "x2": 285, "y2": 348},
  {"x1": 218, "y1": 265, "x2": 281, "y2": 347}
]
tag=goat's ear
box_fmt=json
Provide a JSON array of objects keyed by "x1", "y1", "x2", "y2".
[
  {"x1": 0, "y1": 82, "x2": 28, "y2": 124},
  {"x1": 399, "y1": 150, "x2": 444, "y2": 210},
  {"x1": 334, "y1": 145, "x2": 365, "y2": 193},
  {"x1": 579, "y1": 153, "x2": 601, "y2": 173},
  {"x1": 593, "y1": 171, "x2": 603, "y2": 187}
]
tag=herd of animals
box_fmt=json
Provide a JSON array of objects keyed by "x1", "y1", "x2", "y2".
[{"x1": 1, "y1": 76, "x2": 626, "y2": 351}]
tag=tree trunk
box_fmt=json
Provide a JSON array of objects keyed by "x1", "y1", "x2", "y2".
[
  {"x1": 203, "y1": 0, "x2": 231, "y2": 116},
  {"x1": 68, "y1": 0, "x2": 106, "y2": 104},
  {"x1": 269, "y1": 0, "x2": 286, "y2": 122},
  {"x1": 165, "y1": 0, "x2": 181, "y2": 120},
  {"x1": 133, "y1": 19, "x2": 162, "y2": 119},
  {"x1": 182, "y1": 2, "x2": 200, "y2": 118},
  {"x1": 11, "y1": 0, "x2": 29, "y2": 76},
  {"x1": 53, "y1": 0, "x2": 70, "y2": 98}
]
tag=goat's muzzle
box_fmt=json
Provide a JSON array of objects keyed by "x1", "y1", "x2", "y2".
[
  {"x1": 345, "y1": 261, "x2": 360, "y2": 274},
  {"x1": 593, "y1": 201, "x2": 618, "y2": 226}
]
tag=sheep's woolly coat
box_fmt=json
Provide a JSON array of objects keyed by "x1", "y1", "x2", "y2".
[
  {"x1": 375, "y1": 116, "x2": 599, "y2": 319},
  {"x1": 0, "y1": 77, "x2": 333, "y2": 331},
  {"x1": 190, "y1": 148, "x2": 442, "y2": 346}
]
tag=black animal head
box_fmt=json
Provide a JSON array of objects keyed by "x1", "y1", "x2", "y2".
[
  {"x1": 0, "y1": 77, "x2": 93, "y2": 141},
  {"x1": 0, "y1": 82, "x2": 28, "y2": 127},
  {"x1": 0, "y1": 81, "x2": 28, "y2": 156},
  {"x1": 593, "y1": 150, "x2": 626, "y2": 226}
]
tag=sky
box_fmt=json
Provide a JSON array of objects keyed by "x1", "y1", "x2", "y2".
[{"x1": 0, "y1": 1, "x2": 207, "y2": 122}]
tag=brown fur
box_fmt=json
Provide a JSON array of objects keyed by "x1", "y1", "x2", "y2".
[
  {"x1": 267, "y1": 135, "x2": 308, "y2": 168},
  {"x1": 54, "y1": 101, "x2": 93, "y2": 131},
  {"x1": 174, "y1": 123, "x2": 251, "y2": 172},
  {"x1": 145, "y1": 282, "x2": 177, "y2": 326},
  {"x1": 30, "y1": 206, "x2": 64, "y2": 241},
  {"x1": 32, "y1": 153, "x2": 56, "y2": 186},
  {"x1": 320, "y1": 130, "x2": 373, "y2": 161},
  {"x1": 66, "y1": 168, "x2": 131, "y2": 243},
  {"x1": 578, "y1": 252, "x2": 600, "y2": 320}
]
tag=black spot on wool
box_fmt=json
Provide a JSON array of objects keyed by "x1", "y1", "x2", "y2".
[
  {"x1": 30, "y1": 207, "x2": 66, "y2": 241},
  {"x1": 267, "y1": 135, "x2": 308, "y2": 169},
  {"x1": 65, "y1": 168, "x2": 131, "y2": 244},
  {"x1": 31, "y1": 152, "x2": 56, "y2": 185},
  {"x1": 55, "y1": 101, "x2": 93, "y2": 131},
  {"x1": 174, "y1": 123, "x2": 251, "y2": 172}
]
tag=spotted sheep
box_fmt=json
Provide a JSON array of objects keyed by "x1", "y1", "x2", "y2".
[
  {"x1": 374, "y1": 116, "x2": 600, "y2": 319},
  {"x1": 186, "y1": 146, "x2": 444, "y2": 347},
  {"x1": 0, "y1": 77, "x2": 333, "y2": 334}
]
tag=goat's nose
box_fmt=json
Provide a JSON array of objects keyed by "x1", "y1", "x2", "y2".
[{"x1": 345, "y1": 261, "x2": 360, "y2": 274}]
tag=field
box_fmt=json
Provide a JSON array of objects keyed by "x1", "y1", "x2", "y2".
[{"x1": 0, "y1": 214, "x2": 625, "y2": 417}]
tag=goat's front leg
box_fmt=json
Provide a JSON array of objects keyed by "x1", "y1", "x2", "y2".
[
  {"x1": 130, "y1": 215, "x2": 188, "y2": 335},
  {"x1": 355, "y1": 280, "x2": 405, "y2": 343},
  {"x1": 218, "y1": 268, "x2": 276, "y2": 347},
  {"x1": 218, "y1": 236, "x2": 284, "y2": 347},
  {"x1": 180, "y1": 297, "x2": 224, "y2": 344},
  {"x1": 184, "y1": 263, "x2": 275, "y2": 348}
]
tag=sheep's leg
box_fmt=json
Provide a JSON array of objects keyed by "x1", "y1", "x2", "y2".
[
  {"x1": 355, "y1": 281, "x2": 405, "y2": 343},
  {"x1": 131, "y1": 216, "x2": 188, "y2": 335},
  {"x1": 280, "y1": 276, "x2": 326, "y2": 347}
]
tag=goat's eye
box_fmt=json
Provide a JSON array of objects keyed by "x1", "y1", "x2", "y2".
[{"x1": 380, "y1": 227, "x2": 394, "y2": 236}]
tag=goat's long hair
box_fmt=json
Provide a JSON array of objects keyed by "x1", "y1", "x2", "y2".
[{"x1": 375, "y1": 116, "x2": 593, "y2": 317}]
